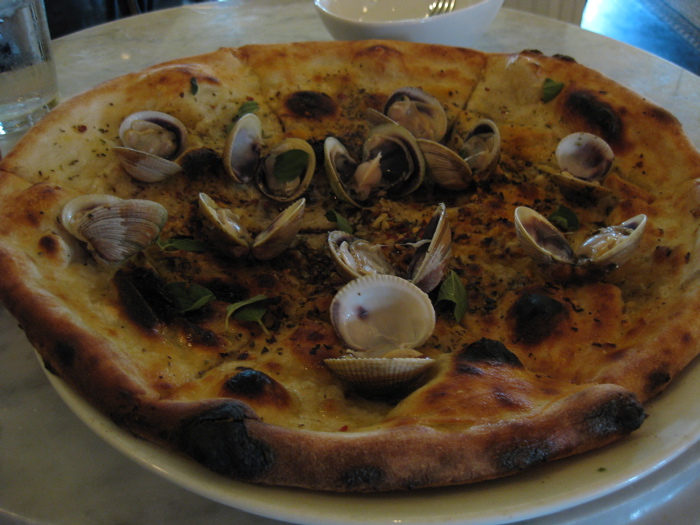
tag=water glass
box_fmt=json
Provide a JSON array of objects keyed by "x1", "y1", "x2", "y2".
[{"x1": 0, "y1": 0, "x2": 59, "y2": 154}]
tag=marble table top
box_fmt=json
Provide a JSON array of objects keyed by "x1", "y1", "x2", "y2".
[{"x1": 1, "y1": 2, "x2": 699, "y2": 524}]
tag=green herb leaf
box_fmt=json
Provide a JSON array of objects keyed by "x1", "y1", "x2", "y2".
[
  {"x1": 157, "y1": 237, "x2": 208, "y2": 252},
  {"x1": 225, "y1": 294, "x2": 270, "y2": 335},
  {"x1": 542, "y1": 78, "x2": 564, "y2": 103},
  {"x1": 165, "y1": 282, "x2": 215, "y2": 313},
  {"x1": 236, "y1": 100, "x2": 260, "y2": 119},
  {"x1": 273, "y1": 149, "x2": 309, "y2": 183},
  {"x1": 325, "y1": 209, "x2": 353, "y2": 234},
  {"x1": 548, "y1": 205, "x2": 579, "y2": 232},
  {"x1": 436, "y1": 271, "x2": 468, "y2": 322},
  {"x1": 190, "y1": 77, "x2": 199, "y2": 96}
]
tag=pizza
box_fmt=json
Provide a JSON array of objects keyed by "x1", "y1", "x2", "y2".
[{"x1": 1, "y1": 40, "x2": 700, "y2": 493}]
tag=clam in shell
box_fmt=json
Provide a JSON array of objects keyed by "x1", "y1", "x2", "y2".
[
  {"x1": 114, "y1": 111, "x2": 188, "y2": 183},
  {"x1": 326, "y1": 274, "x2": 436, "y2": 396},
  {"x1": 552, "y1": 132, "x2": 615, "y2": 202},
  {"x1": 61, "y1": 194, "x2": 168, "y2": 265},
  {"x1": 327, "y1": 230, "x2": 396, "y2": 281}
]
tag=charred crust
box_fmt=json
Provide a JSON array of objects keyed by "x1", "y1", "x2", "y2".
[
  {"x1": 38, "y1": 234, "x2": 59, "y2": 256},
  {"x1": 564, "y1": 90, "x2": 623, "y2": 146},
  {"x1": 177, "y1": 403, "x2": 274, "y2": 480},
  {"x1": 645, "y1": 367, "x2": 672, "y2": 396},
  {"x1": 497, "y1": 439, "x2": 552, "y2": 472},
  {"x1": 179, "y1": 147, "x2": 223, "y2": 179},
  {"x1": 340, "y1": 465, "x2": 386, "y2": 491},
  {"x1": 457, "y1": 338, "x2": 522, "y2": 367},
  {"x1": 510, "y1": 292, "x2": 566, "y2": 345},
  {"x1": 53, "y1": 341, "x2": 77, "y2": 368},
  {"x1": 584, "y1": 392, "x2": 645, "y2": 437},
  {"x1": 222, "y1": 368, "x2": 291, "y2": 407},
  {"x1": 284, "y1": 91, "x2": 337, "y2": 120}
]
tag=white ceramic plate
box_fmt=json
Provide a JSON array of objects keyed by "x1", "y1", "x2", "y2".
[{"x1": 44, "y1": 354, "x2": 700, "y2": 525}]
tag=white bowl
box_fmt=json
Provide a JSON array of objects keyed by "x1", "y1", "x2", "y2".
[{"x1": 314, "y1": 0, "x2": 504, "y2": 48}]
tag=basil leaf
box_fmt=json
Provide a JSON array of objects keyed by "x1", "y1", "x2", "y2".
[
  {"x1": 157, "y1": 237, "x2": 208, "y2": 252},
  {"x1": 273, "y1": 149, "x2": 309, "y2": 183},
  {"x1": 548, "y1": 205, "x2": 579, "y2": 232},
  {"x1": 542, "y1": 78, "x2": 564, "y2": 103},
  {"x1": 225, "y1": 294, "x2": 270, "y2": 335},
  {"x1": 165, "y1": 282, "x2": 215, "y2": 313},
  {"x1": 236, "y1": 100, "x2": 259, "y2": 119},
  {"x1": 436, "y1": 271, "x2": 468, "y2": 322},
  {"x1": 190, "y1": 76, "x2": 199, "y2": 96},
  {"x1": 325, "y1": 209, "x2": 353, "y2": 234}
]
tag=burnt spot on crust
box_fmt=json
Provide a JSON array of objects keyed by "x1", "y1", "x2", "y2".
[
  {"x1": 584, "y1": 392, "x2": 645, "y2": 437},
  {"x1": 510, "y1": 292, "x2": 566, "y2": 345},
  {"x1": 53, "y1": 341, "x2": 77, "y2": 368},
  {"x1": 179, "y1": 147, "x2": 223, "y2": 179},
  {"x1": 222, "y1": 368, "x2": 292, "y2": 408},
  {"x1": 340, "y1": 465, "x2": 386, "y2": 491},
  {"x1": 497, "y1": 439, "x2": 553, "y2": 472},
  {"x1": 178, "y1": 403, "x2": 274, "y2": 480},
  {"x1": 645, "y1": 366, "x2": 672, "y2": 397},
  {"x1": 38, "y1": 234, "x2": 60, "y2": 257},
  {"x1": 457, "y1": 338, "x2": 522, "y2": 367},
  {"x1": 284, "y1": 91, "x2": 337, "y2": 120},
  {"x1": 564, "y1": 90, "x2": 623, "y2": 146}
]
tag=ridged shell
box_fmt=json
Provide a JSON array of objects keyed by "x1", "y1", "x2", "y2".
[
  {"x1": 555, "y1": 132, "x2": 614, "y2": 182},
  {"x1": 418, "y1": 139, "x2": 473, "y2": 191},
  {"x1": 324, "y1": 357, "x2": 434, "y2": 396},
  {"x1": 330, "y1": 274, "x2": 435, "y2": 357},
  {"x1": 113, "y1": 147, "x2": 182, "y2": 183},
  {"x1": 61, "y1": 194, "x2": 168, "y2": 265}
]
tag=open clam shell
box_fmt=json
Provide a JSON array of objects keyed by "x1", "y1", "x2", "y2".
[
  {"x1": 115, "y1": 111, "x2": 188, "y2": 183},
  {"x1": 251, "y1": 198, "x2": 306, "y2": 261},
  {"x1": 366, "y1": 87, "x2": 448, "y2": 143},
  {"x1": 330, "y1": 274, "x2": 435, "y2": 357},
  {"x1": 514, "y1": 206, "x2": 576, "y2": 265},
  {"x1": 327, "y1": 230, "x2": 396, "y2": 281},
  {"x1": 577, "y1": 214, "x2": 647, "y2": 269},
  {"x1": 418, "y1": 139, "x2": 474, "y2": 191},
  {"x1": 258, "y1": 138, "x2": 315, "y2": 202},
  {"x1": 223, "y1": 112, "x2": 264, "y2": 184},
  {"x1": 324, "y1": 357, "x2": 435, "y2": 397},
  {"x1": 198, "y1": 192, "x2": 253, "y2": 258}
]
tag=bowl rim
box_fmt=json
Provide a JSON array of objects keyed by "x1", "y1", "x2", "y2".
[{"x1": 313, "y1": 0, "x2": 497, "y2": 27}]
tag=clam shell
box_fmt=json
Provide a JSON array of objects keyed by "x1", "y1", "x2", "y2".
[
  {"x1": 119, "y1": 111, "x2": 188, "y2": 159},
  {"x1": 324, "y1": 357, "x2": 435, "y2": 396},
  {"x1": 578, "y1": 214, "x2": 647, "y2": 268},
  {"x1": 327, "y1": 230, "x2": 396, "y2": 281},
  {"x1": 514, "y1": 206, "x2": 576, "y2": 265},
  {"x1": 251, "y1": 198, "x2": 306, "y2": 260},
  {"x1": 223, "y1": 112, "x2": 263, "y2": 184},
  {"x1": 408, "y1": 203, "x2": 453, "y2": 293},
  {"x1": 382, "y1": 87, "x2": 448, "y2": 142},
  {"x1": 555, "y1": 132, "x2": 614, "y2": 182},
  {"x1": 418, "y1": 139, "x2": 473, "y2": 191},
  {"x1": 330, "y1": 274, "x2": 435, "y2": 357},
  {"x1": 258, "y1": 138, "x2": 315, "y2": 202},
  {"x1": 113, "y1": 146, "x2": 182, "y2": 183},
  {"x1": 197, "y1": 192, "x2": 253, "y2": 258},
  {"x1": 61, "y1": 194, "x2": 168, "y2": 265}
]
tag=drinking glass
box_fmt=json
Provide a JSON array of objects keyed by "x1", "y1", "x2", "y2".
[{"x1": 0, "y1": 0, "x2": 59, "y2": 155}]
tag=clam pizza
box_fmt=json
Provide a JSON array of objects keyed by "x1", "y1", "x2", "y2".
[{"x1": 1, "y1": 40, "x2": 700, "y2": 492}]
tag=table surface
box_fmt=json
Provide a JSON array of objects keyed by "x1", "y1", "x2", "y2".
[{"x1": 1, "y1": 2, "x2": 699, "y2": 524}]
